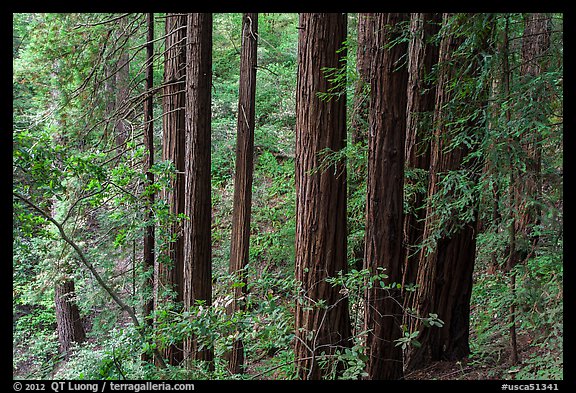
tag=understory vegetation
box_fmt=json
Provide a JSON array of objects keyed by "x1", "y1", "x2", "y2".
[{"x1": 13, "y1": 12, "x2": 562, "y2": 381}]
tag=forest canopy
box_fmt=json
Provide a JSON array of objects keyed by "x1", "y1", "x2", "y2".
[{"x1": 13, "y1": 13, "x2": 563, "y2": 381}]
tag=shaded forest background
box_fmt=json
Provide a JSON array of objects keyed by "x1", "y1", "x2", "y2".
[{"x1": 13, "y1": 13, "x2": 563, "y2": 380}]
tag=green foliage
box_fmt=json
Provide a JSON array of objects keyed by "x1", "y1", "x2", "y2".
[
  {"x1": 53, "y1": 328, "x2": 154, "y2": 380},
  {"x1": 150, "y1": 265, "x2": 296, "y2": 379},
  {"x1": 13, "y1": 11, "x2": 563, "y2": 381},
  {"x1": 13, "y1": 329, "x2": 60, "y2": 379}
]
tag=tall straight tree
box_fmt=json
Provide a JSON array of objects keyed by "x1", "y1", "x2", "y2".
[
  {"x1": 183, "y1": 12, "x2": 213, "y2": 367},
  {"x1": 405, "y1": 13, "x2": 490, "y2": 370},
  {"x1": 401, "y1": 12, "x2": 440, "y2": 314},
  {"x1": 506, "y1": 12, "x2": 551, "y2": 366},
  {"x1": 349, "y1": 13, "x2": 375, "y2": 273},
  {"x1": 157, "y1": 12, "x2": 187, "y2": 366},
  {"x1": 114, "y1": 17, "x2": 131, "y2": 153},
  {"x1": 227, "y1": 12, "x2": 258, "y2": 375},
  {"x1": 362, "y1": 12, "x2": 410, "y2": 380},
  {"x1": 142, "y1": 12, "x2": 155, "y2": 362},
  {"x1": 294, "y1": 12, "x2": 351, "y2": 380},
  {"x1": 513, "y1": 12, "x2": 551, "y2": 271}
]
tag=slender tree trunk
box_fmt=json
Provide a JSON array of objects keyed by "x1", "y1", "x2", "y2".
[
  {"x1": 500, "y1": 15, "x2": 519, "y2": 366},
  {"x1": 505, "y1": 12, "x2": 551, "y2": 367},
  {"x1": 156, "y1": 12, "x2": 187, "y2": 366},
  {"x1": 514, "y1": 13, "x2": 550, "y2": 266},
  {"x1": 142, "y1": 12, "x2": 155, "y2": 363},
  {"x1": 226, "y1": 12, "x2": 258, "y2": 376},
  {"x1": 349, "y1": 13, "x2": 374, "y2": 273},
  {"x1": 115, "y1": 24, "x2": 130, "y2": 152},
  {"x1": 362, "y1": 13, "x2": 410, "y2": 381},
  {"x1": 294, "y1": 13, "x2": 351, "y2": 380},
  {"x1": 55, "y1": 279, "x2": 86, "y2": 357},
  {"x1": 401, "y1": 12, "x2": 440, "y2": 309},
  {"x1": 183, "y1": 12, "x2": 213, "y2": 367},
  {"x1": 48, "y1": 65, "x2": 86, "y2": 359}
]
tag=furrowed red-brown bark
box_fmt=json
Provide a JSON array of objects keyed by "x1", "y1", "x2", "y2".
[
  {"x1": 142, "y1": 12, "x2": 155, "y2": 363},
  {"x1": 349, "y1": 13, "x2": 375, "y2": 273},
  {"x1": 406, "y1": 13, "x2": 465, "y2": 371},
  {"x1": 55, "y1": 279, "x2": 86, "y2": 356},
  {"x1": 294, "y1": 13, "x2": 351, "y2": 380},
  {"x1": 183, "y1": 12, "x2": 213, "y2": 367},
  {"x1": 350, "y1": 13, "x2": 374, "y2": 146},
  {"x1": 362, "y1": 13, "x2": 410, "y2": 380},
  {"x1": 227, "y1": 12, "x2": 258, "y2": 375},
  {"x1": 401, "y1": 12, "x2": 440, "y2": 306},
  {"x1": 405, "y1": 13, "x2": 488, "y2": 371},
  {"x1": 156, "y1": 12, "x2": 187, "y2": 366}
]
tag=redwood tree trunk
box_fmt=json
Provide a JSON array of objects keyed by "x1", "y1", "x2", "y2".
[
  {"x1": 349, "y1": 13, "x2": 375, "y2": 273},
  {"x1": 362, "y1": 12, "x2": 410, "y2": 380},
  {"x1": 294, "y1": 12, "x2": 351, "y2": 380},
  {"x1": 142, "y1": 12, "x2": 155, "y2": 362},
  {"x1": 156, "y1": 12, "x2": 187, "y2": 366},
  {"x1": 183, "y1": 12, "x2": 213, "y2": 367},
  {"x1": 55, "y1": 279, "x2": 86, "y2": 356},
  {"x1": 505, "y1": 12, "x2": 551, "y2": 367},
  {"x1": 227, "y1": 12, "x2": 258, "y2": 375},
  {"x1": 405, "y1": 13, "x2": 488, "y2": 371},
  {"x1": 401, "y1": 12, "x2": 440, "y2": 304},
  {"x1": 350, "y1": 13, "x2": 374, "y2": 146}
]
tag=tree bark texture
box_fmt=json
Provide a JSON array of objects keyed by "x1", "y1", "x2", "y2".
[
  {"x1": 350, "y1": 13, "x2": 375, "y2": 146},
  {"x1": 55, "y1": 279, "x2": 86, "y2": 356},
  {"x1": 157, "y1": 12, "x2": 187, "y2": 366},
  {"x1": 362, "y1": 13, "x2": 410, "y2": 381},
  {"x1": 142, "y1": 13, "x2": 155, "y2": 362},
  {"x1": 294, "y1": 13, "x2": 351, "y2": 380},
  {"x1": 401, "y1": 12, "x2": 440, "y2": 302},
  {"x1": 227, "y1": 12, "x2": 258, "y2": 376},
  {"x1": 405, "y1": 13, "x2": 485, "y2": 371},
  {"x1": 183, "y1": 12, "x2": 213, "y2": 367}
]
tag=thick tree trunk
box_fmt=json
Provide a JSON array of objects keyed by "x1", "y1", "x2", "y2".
[
  {"x1": 405, "y1": 13, "x2": 488, "y2": 371},
  {"x1": 142, "y1": 12, "x2": 155, "y2": 362},
  {"x1": 55, "y1": 279, "x2": 86, "y2": 356},
  {"x1": 156, "y1": 12, "x2": 187, "y2": 366},
  {"x1": 401, "y1": 12, "x2": 440, "y2": 305},
  {"x1": 362, "y1": 13, "x2": 410, "y2": 380},
  {"x1": 294, "y1": 13, "x2": 351, "y2": 380},
  {"x1": 226, "y1": 12, "x2": 258, "y2": 376},
  {"x1": 183, "y1": 12, "x2": 213, "y2": 367}
]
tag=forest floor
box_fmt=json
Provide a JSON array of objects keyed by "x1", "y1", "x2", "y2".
[
  {"x1": 13, "y1": 324, "x2": 554, "y2": 380},
  {"x1": 404, "y1": 331, "x2": 541, "y2": 380}
]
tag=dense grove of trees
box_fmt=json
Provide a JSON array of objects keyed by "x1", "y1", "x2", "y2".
[{"x1": 13, "y1": 13, "x2": 563, "y2": 381}]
